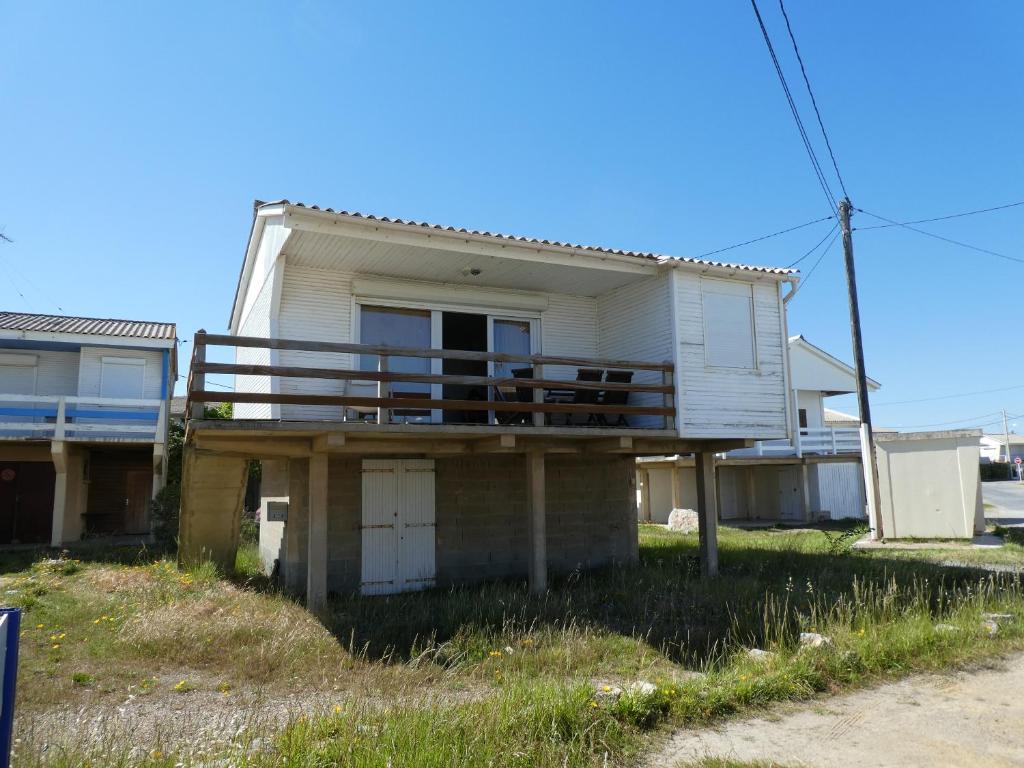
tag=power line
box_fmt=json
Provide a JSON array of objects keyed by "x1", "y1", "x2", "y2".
[
  {"x1": 696, "y1": 215, "x2": 833, "y2": 258},
  {"x1": 749, "y1": 0, "x2": 837, "y2": 213},
  {"x1": 787, "y1": 222, "x2": 838, "y2": 267},
  {"x1": 0, "y1": 229, "x2": 67, "y2": 313},
  {"x1": 856, "y1": 199, "x2": 1024, "y2": 231},
  {"x1": 895, "y1": 411, "x2": 1003, "y2": 430},
  {"x1": 857, "y1": 208, "x2": 1024, "y2": 265},
  {"x1": 874, "y1": 382, "x2": 1024, "y2": 407},
  {"x1": 788, "y1": 228, "x2": 840, "y2": 298},
  {"x1": 776, "y1": 0, "x2": 849, "y2": 200}
]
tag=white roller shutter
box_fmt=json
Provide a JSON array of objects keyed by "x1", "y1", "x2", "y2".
[
  {"x1": 99, "y1": 357, "x2": 145, "y2": 399},
  {"x1": 702, "y1": 279, "x2": 756, "y2": 369},
  {"x1": 0, "y1": 356, "x2": 37, "y2": 395}
]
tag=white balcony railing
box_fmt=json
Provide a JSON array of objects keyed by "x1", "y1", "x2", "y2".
[
  {"x1": 724, "y1": 426, "x2": 862, "y2": 459},
  {"x1": 0, "y1": 394, "x2": 166, "y2": 442}
]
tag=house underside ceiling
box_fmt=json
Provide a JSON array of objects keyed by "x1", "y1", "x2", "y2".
[{"x1": 283, "y1": 229, "x2": 655, "y2": 297}]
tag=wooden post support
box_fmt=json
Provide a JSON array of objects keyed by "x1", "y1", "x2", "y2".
[
  {"x1": 526, "y1": 451, "x2": 547, "y2": 594},
  {"x1": 800, "y1": 462, "x2": 813, "y2": 523},
  {"x1": 307, "y1": 452, "x2": 328, "y2": 611},
  {"x1": 694, "y1": 450, "x2": 719, "y2": 578},
  {"x1": 191, "y1": 331, "x2": 207, "y2": 421},
  {"x1": 532, "y1": 363, "x2": 545, "y2": 427}
]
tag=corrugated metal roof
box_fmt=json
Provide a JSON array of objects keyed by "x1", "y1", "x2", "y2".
[
  {"x1": 261, "y1": 199, "x2": 796, "y2": 276},
  {"x1": 0, "y1": 311, "x2": 176, "y2": 340}
]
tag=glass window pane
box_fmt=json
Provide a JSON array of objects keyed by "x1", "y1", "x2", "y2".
[
  {"x1": 493, "y1": 320, "x2": 531, "y2": 380},
  {"x1": 359, "y1": 306, "x2": 431, "y2": 394}
]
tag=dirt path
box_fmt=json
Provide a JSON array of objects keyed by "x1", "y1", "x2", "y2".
[{"x1": 650, "y1": 653, "x2": 1024, "y2": 767}]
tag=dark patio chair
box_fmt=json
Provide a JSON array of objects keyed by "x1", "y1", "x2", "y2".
[
  {"x1": 493, "y1": 369, "x2": 533, "y2": 426},
  {"x1": 598, "y1": 370, "x2": 633, "y2": 427},
  {"x1": 571, "y1": 368, "x2": 604, "y2": 426}
]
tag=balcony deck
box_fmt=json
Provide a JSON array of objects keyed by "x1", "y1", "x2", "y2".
[
  {"x1": 184, "y1": 332, "x2": 749, "y2": 457},
  {"x1": 724, "y1": 426, "x2": 862, "y2": 460},
  {"x1": 0, "y1": 394, "x2": 166, "y2": 444}
]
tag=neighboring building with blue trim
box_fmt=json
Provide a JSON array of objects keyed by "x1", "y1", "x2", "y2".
[{"x1": 0, "y1": 312, "x2": 176, "y2": 545}]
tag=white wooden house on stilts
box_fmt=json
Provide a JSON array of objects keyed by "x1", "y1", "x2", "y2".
[{"x1": 178, "y1": 201, "x2": 797, "y2": 608}]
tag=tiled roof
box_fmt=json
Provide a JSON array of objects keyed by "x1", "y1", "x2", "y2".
[
  {"x1": 0, "y1": 311, "x2": 176, "y2": 340},
  {"x1": 260, "y1": 200, "x2": 796, "y2": 276}
]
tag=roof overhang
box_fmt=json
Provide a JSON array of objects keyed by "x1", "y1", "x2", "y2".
[
  {"x1": 228, "y1": 201, "x2": 798, "y2": 331},
  {"x1": 789, "y1": 335, "x2": 880, "y2": 395}
]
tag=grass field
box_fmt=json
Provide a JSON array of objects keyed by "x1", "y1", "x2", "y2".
[{"x1": 7, "y1": 524, "x2": 1024, "y2": 767}]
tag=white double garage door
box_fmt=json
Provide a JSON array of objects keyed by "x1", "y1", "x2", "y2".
[{"x1": 360, "y1": 459, "x2": 437, "y2": 595}]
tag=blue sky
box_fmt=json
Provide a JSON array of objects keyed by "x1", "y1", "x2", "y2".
[{"x1": 1, "y1": 2, "x2": 1022, "y2": 433}]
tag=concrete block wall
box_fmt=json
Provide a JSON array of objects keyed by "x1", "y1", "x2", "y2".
[
  {"x1": 269, "y1": 453, "x2": 639, "y2": 595},
  {"x1": 434, "y1": 455, "x2": 530, "y2": 583},
  {"x1": 326, "y1": 457, "x2": 361, "y2": 590}
]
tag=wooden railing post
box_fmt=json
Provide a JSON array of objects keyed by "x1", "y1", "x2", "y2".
[
  {"x1": 190, "y1": 330, "x2": 207, "y2": 421},
  {"x1": 663, "y1": 368, "x2": 675, "y2": 431},
  {"x1": 532, "y1": 363, "x2": 545, "y2": 427},
  {"x1": 377, "y1": 354, "x2": 390, "y2": 426}
]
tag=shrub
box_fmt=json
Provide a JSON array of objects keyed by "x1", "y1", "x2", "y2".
[
  {"x1": 151, "y1": 483, "x2": 181, "y2": 549},
  {"x1": 981, "y1": 462, "x2": 1013, "y2": 481}
]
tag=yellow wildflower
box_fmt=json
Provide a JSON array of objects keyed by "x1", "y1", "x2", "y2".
[
  {"x1": 488, "y1": 650, "x2": 503, "y2": 658},
  {"x1": 150, "y1": 750, "x2": 163, "y2": 759},
  {"x1": 333, "y1": 704, "x2": 342, "y2": 714},
  {"x1": 36, "y1": 624, "x2": 43, "y2": 630},
  {"x1": 52, "y1": 644, "x2": 60, "y2": 650}
]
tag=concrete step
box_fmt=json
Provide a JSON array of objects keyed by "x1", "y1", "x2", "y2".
[{"x1": 178, "y1": 446, "x2": 249, "y2": 569}]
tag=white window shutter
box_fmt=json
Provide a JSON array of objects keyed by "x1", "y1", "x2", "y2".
[
  {"x1": 702, "y1": 280, "x2": 756, "y2": 369},
  {"x1": 100, "y1": 358, "x2": 146, "y2": 399}
]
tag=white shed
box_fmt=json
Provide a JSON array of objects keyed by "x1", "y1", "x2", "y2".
[{"x1": 874, "y1": 429, "x2": 984, "y2": 539}]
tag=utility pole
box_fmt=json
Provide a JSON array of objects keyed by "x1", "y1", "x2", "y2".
[{"x1": 839, "y1": 198, "x2": 883, "y2": 538}]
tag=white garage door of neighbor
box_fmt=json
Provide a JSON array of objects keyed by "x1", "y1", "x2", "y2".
[{"x1": 360, "y1": 459, "x2": 436, "y2": 595}]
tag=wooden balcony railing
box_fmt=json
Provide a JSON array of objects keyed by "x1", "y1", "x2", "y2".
[{"x1": 185, "y1": 331, "x2": 676, "y2": 431}]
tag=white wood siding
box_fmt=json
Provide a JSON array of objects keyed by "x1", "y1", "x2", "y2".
[
  {"x1": 239, "y1": 217, "x2": 287, "y2": 325},
  {"x1": 235, "y1": 260, "x2": 277, "y2": 420},
  {"x1": 596, "y1": 275, "x2": 673, "y2": 429},
  {"x1": 796, "y1": 390, "x2": 824, "y2": 429},
  {"x1": 278, "y1": 264, "x2": 354, "y2": 421},
  {"x1": 541, "y1": 294, "x2": 598, "y2": 382},
  {"x1": 78, "y1": 346, "x2": 163, "y2": 399},
  {"x1": 674, "y1": 272, "x2": 788, "y2": 439}
]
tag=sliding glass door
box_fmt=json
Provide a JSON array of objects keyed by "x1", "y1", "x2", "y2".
[
  {"x1": 358, "y1": 306, "x2": 432, "y2": 422},
  {"x1": 357, "y1": 303, "x2": 538, "y2": 425}
]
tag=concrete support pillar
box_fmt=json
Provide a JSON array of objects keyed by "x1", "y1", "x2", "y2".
[
  {"x1": 745, "y1": 467, "x2": 757, "y2": 521},
  {"x1": 526, "y1": 451, "x2": 547, "y2": 594},
  {"x1": 670, "y1": 463, "x2": 681, "y2": 511},
  {"x1": 695, "y1": 450, "x2": 719, "y2": 578},
  {"x1": 801, "y1": 462, "x2": 813, "y2": 523},
  {"x1": 284, "y1": 458, "x2": 309, "y2": 593},
  {"x1": 50, "y1": 441, "x2": 68, "y2": 547},
  {"x1": 307, "y1": 453, "x2": 328, "y2": 612}
]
